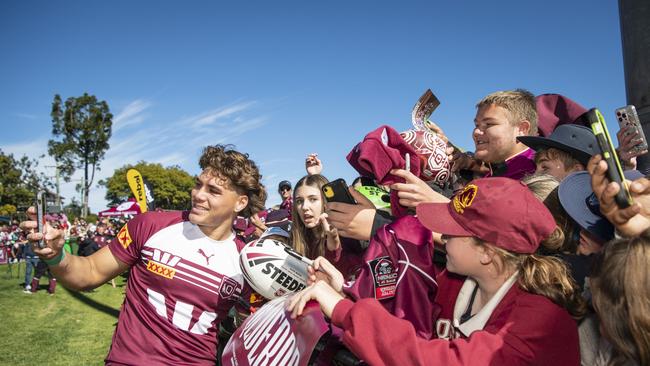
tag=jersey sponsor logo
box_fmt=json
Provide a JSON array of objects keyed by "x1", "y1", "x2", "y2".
[
  {"x1": 147, "y1": 261, "x2": 176, "y2": 279},
  {"x1": 117, "y1": 225, "x2": 132, "y2": 249},
  {"x1": 453, "y1": 184, "x2": 478, "y2": 214},
  {"x1": 146, "y1": 249, "x2": 181, "y2": 279},
  {"x1": 368, "y1": 256, "x2": 398, "y2": 300}
]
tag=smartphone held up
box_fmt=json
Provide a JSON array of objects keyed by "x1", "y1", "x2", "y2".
[
  {"x1": 587, "y1": 108, "x2": 634, "y2": 208},
  {"x1": 36, "y1": 191, "x2": 47, "y2": 249}
]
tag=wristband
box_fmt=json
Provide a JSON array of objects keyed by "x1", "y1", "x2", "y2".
[{"x1": 43, "y1": 251, "x2": 65, "y2": 266}]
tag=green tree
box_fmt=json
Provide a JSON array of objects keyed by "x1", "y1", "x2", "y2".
[
  {"x1": 99, "y1": 162, "x2": 194, "y2": 210},
  {"x1": 0, "y1": 149, "x2": 53, "y2": 211},
  {"x1": 48, "y1": 93, "x2": 113, "y2": 218}
]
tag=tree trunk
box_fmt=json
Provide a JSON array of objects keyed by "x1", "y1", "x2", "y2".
[{"x1": 82, "y1": 159, "x2": 89, "y2": 218}]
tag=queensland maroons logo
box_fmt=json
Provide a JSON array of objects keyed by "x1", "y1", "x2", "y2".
[{"x1": 453, "y1": 184, "x2": 478, "y2": 214}]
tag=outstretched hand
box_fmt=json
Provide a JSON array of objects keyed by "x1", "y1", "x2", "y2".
[
  {"x1": 286, "y1": 281, "x2": 344, "y2": 319},
  {"x1": 390, "y1": 168, "x2": 449, "y2": 207},
  {"x1": 616, "y1": 126, "x2": 647, "y2": 170},
  {"x1": 307, "y1": 256, "x2": 345, "y2": 293},
  {"x1": 319, "y1": 213, "x2": 341, "y2": 251},
  {"x1": 588, "y1": 154, "x2": 650, "y2": 237},
  {"x1": 305, "y1": 153, "x2": 323, "y2": 175},
  {"x1": 326, "y1": 187, "x2": 376, "y2": 241},
  {"x1": 19, "y1": 206, "x2": 65, "y2": 261}
]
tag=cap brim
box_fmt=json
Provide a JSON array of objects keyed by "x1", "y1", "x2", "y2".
[
  {"x1": 517, "y1": 136, "x2": 592, "y2": 165},
  {"x1": 416, "y1": 202, "x2": 472, "y2": 237},
  {"x1": 558, "y1": 171, "x2": 613, "y2": 241}
]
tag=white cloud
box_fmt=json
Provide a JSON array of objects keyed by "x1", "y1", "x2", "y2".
[
  {"x1": 112, "y1": 99, "x2": 152, "y2": 132},
  {"x1": 184, "y1": 101, "x2": 257, "y2": 128},
  {"x1": 13, "y1": 113, "x2": 39, "y2": 120}
]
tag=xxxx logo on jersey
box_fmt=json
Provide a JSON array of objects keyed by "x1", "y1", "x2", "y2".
[
  {"x1": 117, "y1": 225, "x2": 132, "y2": 249},
  {"x1": 146, "y1": 249, "x2": 180, "y2": 280},
  {"x1": 147, "y1": 261, "x2": 176, "y2": 279}
]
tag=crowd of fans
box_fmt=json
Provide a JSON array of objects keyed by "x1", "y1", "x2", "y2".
[
  {"x1": 2, "y1": 215, "x2": 128, "y2": 294},
  {"x1": 230, "y1": 90, "x2": 650, "y2": 366},
  {"x1": 10, "y1": 89, "x2": 650, "y2": 365}
]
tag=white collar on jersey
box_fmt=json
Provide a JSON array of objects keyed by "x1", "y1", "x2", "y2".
[{"x1": 452, "y1": 271, "x2": 519, "y2": 337}]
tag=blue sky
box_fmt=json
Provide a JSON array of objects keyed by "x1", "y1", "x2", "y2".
[{"x1": 0, "y1": 1, "x2": 626, "y2": 212}]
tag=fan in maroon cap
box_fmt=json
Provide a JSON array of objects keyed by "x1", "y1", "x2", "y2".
[{"x1": 288, "y1": 177, "x2": 586, "y2": 366}]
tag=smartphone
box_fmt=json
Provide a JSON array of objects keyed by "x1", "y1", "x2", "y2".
[
  {"x1": 615, "y1": 105, "x2": 648, "y2": 156},
  {"x1": 322, "y1": 179, "x2": 356, "y2": 205},
  {"x1": 36, "y1": 191, "x2": 47, "y2": 249},
  {"x1": 587, "y1": 108, "x2": 633, "y2": 208}
]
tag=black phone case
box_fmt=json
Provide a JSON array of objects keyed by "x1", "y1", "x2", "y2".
[{"x1": 322, "y1": 179, "x2": 356, "y2": 204}]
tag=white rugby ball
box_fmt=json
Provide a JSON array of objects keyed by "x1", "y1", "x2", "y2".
[{"x1": 239, "y1": 238, "x2": 310, "y2": 300}]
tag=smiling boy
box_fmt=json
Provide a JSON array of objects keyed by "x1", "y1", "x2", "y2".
[{"x1": 22, "y1": 145, "x2": 267, "y2": 365}]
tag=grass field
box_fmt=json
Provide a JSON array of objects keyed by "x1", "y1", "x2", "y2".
[{"x1": 0, "y1": 261, "x2": 126, "y2": 365}]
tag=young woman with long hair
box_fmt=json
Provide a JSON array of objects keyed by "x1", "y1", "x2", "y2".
[
  {"x1": 289, "y1": 174, "x2": 363, "y2": 279},
  {"x1": 288, "y1": 177, "x2": 585, "y2": 366}
]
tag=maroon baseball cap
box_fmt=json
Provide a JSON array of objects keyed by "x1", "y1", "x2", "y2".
[{"x1": 416, "y1": 177, "x2": 555, "y2": 254}]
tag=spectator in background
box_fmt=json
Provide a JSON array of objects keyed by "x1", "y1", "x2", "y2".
[
  {"x1": 518, "y1": 124, "x2": 598, "y2": 181},
  {"x1": 30, "y1": 260, "x2": 57, "y2": 295},
  {"x1": 588, "y1": 234, "x2": 650, "y2": 365},
  {"x1": 23, "y1": 236, "x2": 39, "y2": 293},
  {"x1": 278, "y1": 179, "x2": 293, "y2": 220}
]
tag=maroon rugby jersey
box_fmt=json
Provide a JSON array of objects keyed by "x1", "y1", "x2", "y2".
[{"x1": 106, "y1": 211, "x2": 249, "y2": 365}]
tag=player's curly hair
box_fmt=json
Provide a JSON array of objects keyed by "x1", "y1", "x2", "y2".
[{"x1": 199, "y1": 145, "x2": 267, "y2": 217}]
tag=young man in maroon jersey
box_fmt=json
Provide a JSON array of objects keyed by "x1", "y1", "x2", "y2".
[{"x1": 22, "y1": 145, "x2": 267, "y2": 365}]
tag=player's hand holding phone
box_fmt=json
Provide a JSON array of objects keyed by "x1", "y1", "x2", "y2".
[{"x1": 20, "y1": 201, "x2": 65, "y2": 264}]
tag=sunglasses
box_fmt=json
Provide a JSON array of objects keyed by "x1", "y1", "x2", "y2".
[{"x1": 280, "y1": 187, "x2": 291, "y2": 193}]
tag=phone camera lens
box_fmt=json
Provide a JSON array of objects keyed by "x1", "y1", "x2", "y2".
[
  {"x1": 618, "y1": 117, "x2": 623, "y2": 122},
  {"x1": 617, "y1": 111, "x2": 621, "y2": 116},
  {"x1": 622, "y1": 113, "x2": 627, "y2": 118}
]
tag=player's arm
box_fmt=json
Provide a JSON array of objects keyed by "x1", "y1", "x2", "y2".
[{"x1": 21, "y1": 207, "x2": 129, "y2": 291}]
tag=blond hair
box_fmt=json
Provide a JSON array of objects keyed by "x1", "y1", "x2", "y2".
[
  {"x1": 477, "y1": 240, "x2": 586, "y2": 319},
  {"x1": 289, "y1": 174, "x2": 329, "y2": 259},
  {"x1": 476, "y1": 89, "x2": 538, "y2": 135},
  {"x1": 198, "y1": 145, "x2": 267, "y2": 217},
  {"x1": 591, "y1": 234, "x2": 650, "y2": 366}
]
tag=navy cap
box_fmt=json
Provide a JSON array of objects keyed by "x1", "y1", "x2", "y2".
[
  {"x1": 518, "y1": 124, "x2": 597, "y2": 165},
  {"x1": 278, "y1": 180, "x2": 292, "y2": 191}
]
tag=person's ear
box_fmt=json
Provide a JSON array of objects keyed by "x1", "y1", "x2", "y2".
[
  {"x1": 479, "y1": 245, "x2": 496, "y2": 265},
  {"x1": 570, "y1": 162, "x2": 585, "y2": 173},
  {"x1": 516, "y1": 120, "x2": 532, "y2": 137},
  {"x1": 234, "y1": 195, "x2": 249, "y2": 214}
]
